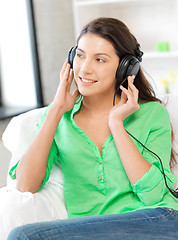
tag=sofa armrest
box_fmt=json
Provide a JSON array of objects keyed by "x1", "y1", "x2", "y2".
[{"x1": 2, "y1": 107, "x2": 63, "y2": 187}]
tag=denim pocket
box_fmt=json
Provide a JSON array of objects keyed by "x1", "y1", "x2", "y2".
[{"x1": 150, "y1": 208, "x2": 176, "y2": 219}]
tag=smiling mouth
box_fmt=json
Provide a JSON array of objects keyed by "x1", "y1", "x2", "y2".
[{"x1": 79, "y1": 77, "x2": 97, "y2": 83}]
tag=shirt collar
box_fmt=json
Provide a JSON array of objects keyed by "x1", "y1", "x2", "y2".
[
  {"x1": 70, "y1": 95, "x2": 133, "y2": 126},
  {"x1": 70, "y1": 95, "x2": 83, "y2": 121}
]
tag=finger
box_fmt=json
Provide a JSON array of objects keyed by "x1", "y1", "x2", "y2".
[
  {"x1": 119, "y1": 93, "x2": 127, "y2": 105},
  {"x1": 128, "y1": 75, "x2": 135, "y2": 91},
  {"x1": 127, "y1": 76, "x2": 139, "y2": 102},
  {"x1": 131, "y1": 87, "x2": 139, "y2": 102},
  {"x1": 120, "y1": 85, "x2": 129, "y2": 95},
  {"x1": 120, "y1": 84, "x2": 134, "y2": 103},
  {"x1": 128, "y1": 78, "x2": 139, "y2": 101},
  {"x1": 129, "y1": 81, "x2": 138, "y2": 93},
  {"x1": 60, "y1": 58, "x2": 68, "y2": 76},
  {"x1": 59, "y1": 64, "x2": 71, "y2": 93},
  {"x1": 120, "y1": 86, "x2": 127, "y2": 100},
  {"x1": 67, "y1": 69, "x2": 74, "y2": 91},
  {"x1": 62, "y1": 63, "x2": 71, "y2": 82},
  {"x1": 120, "y1": 85, "x2": 130, "y2": 104}
]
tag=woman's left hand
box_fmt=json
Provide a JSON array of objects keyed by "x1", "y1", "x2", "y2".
[{"x1": 109, "y1": 75, "x2": 139, "y2": 128}]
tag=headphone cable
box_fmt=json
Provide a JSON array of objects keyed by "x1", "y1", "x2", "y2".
[
  {"x1": 113, "y1": 87, "x2": 178, "y2": 199},
  {"x1": 126, "y1": 130, "x2": 178, "y2": 198}
]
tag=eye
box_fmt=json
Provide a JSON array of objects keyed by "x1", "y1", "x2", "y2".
[
  {"x1": 76, "y1": 53, "x2": 83, "y2": 58},
  {"x1": 96, "y1": 58, "x2": 105, "y2": 63}
]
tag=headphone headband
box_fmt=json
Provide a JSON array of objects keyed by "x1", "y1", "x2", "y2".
[
  {"x1": 135, "y1": 43, "x2": 143, "y2": 62},
  {"x1": 131, "y1": 34, "x2": 144, "y2": 62}
]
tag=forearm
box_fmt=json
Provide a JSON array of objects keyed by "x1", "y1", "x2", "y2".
[
  {"x1": 16, "y1": 59, "x2": 79, "y2": 193},
  {"x1": 110, "y1": 121, "x2": 151, "y2": 185},
  {"x1": 16, "y1": 107, "x2": 64, "y2": 193}
]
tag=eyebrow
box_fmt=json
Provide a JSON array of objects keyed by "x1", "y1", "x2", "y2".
[{"x1": 77, "y1": 47, "x2": 111, "y2": 58}]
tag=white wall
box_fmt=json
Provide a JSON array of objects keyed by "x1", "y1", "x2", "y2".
[{"x1": 33, "y1": 0, "x2": 75, "y2": 105}]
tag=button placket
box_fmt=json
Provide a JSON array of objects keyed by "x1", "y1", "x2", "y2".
[
  {"x1": 97, "y1": 146, "x2": 107, "y2": 195},
  {"x1": 98, "y1": 159, "x2": 104, "y2": 182}
]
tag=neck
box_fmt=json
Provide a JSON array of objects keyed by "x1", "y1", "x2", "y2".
[{"x1": 81, "y1": 92, "x2": 120, "y2": 117}]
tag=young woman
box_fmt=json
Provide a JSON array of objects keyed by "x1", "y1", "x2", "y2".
[{"x1": 8, "y1": 17, "x2": 178, "y2": 240}]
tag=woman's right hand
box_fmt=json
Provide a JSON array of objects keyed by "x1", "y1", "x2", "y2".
[{"x1": 51, "y1": 58, "x2": 80, "y2": 115}]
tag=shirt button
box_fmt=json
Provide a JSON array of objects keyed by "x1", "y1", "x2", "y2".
[
  {"x1": 172, "y1": 178, "x2": 175, "y2": 181},
  {"x1": 99, "y1": 161, "x2": 102, "y2": 164},
  {"x1": 99, "y1": 177, "x2": 102, "y2": 180}
]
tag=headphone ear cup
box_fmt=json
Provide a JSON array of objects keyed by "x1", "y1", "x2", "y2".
[
  {"x1": 126, "y1": 57, "x2": 140, "y2": 77},
  {"x1": 68, "y1": 46, "x2": 77, "y2": 69},
  {"x1": 116, "y1": 56, "x2": 130, "y2": 81},
  {"x1": 116, "y1": 55, "x2": 140, "y2": 81}
]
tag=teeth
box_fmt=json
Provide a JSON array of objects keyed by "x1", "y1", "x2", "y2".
[{"x1": 81, "y1": 78, "x2": 95, "y2": 83}]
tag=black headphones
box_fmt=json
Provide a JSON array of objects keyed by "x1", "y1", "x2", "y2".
[{"x1": 68, "y1": 44, "x2": 143, "y2": 85}]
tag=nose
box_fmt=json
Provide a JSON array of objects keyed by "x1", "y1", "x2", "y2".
[{"x1": 80, "y1": 58, "x2": 93, "y2": 74}]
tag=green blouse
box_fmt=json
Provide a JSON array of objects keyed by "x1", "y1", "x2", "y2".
[{"x1": 10, "y1": 99, "x2": 178, "y2": 218}]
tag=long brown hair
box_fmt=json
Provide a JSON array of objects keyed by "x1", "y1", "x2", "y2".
[{"x1": 77, "y1": 17, "x2": 176, "y2": 168}]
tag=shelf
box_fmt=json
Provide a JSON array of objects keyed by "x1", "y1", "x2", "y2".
[
  {"x1": 75, "y1": 0, "x2": 135, "y2": 6},
  {"x1": 75, "y1": 0, "x2": 163, "y2": 7},
  {"x1": 143, "y1": 52, "x2": 178, "y2": 60}
]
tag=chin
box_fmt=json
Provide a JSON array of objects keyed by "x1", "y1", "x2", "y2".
[{"x1": 78, "y1": 88, "x2": 92, "y2": 97}]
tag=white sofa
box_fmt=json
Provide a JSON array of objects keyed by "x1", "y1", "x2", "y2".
[
  {"x1": 0, "y1": 107, "x2": 68, "y2": 240},
  {"x1": 0, "y1": 94, "x2": 178, "y2": 240}
]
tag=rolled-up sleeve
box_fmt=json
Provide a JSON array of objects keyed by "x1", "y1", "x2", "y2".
[
  {"x1": 132, "y1": 105, "x2": 177, "y2": 205},
  {"x1": 8, "y1": 107, "x2": 50, "y2": 181},
  {"x1": 9, "y1": 105, "x2": 60, "y2": 190},
  {"x1": 36, "y1": 105, "x2": 60, "y2": 190}
]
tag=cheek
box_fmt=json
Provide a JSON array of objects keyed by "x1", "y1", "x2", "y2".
[
  {"x1": 103, "y1": 66, "x2": 117, "y2": 82},
  {"x1": 73, "y1": 58, "x2": 80, "y2": 75},
  {"x1": 73, "y1": 66, "x2": 79, "y2": 80}
]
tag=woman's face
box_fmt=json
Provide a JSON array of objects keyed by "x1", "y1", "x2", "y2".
[{"x1": 73, "y1": 33, "x2": 119, "y2": 98}]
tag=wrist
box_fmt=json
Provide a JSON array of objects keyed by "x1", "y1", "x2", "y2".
[
  {"x1": 47, "y1": 104, "x2": 65, "y2": 122},
  {"x1": 109, "y1": 119, "x2": 124, "y2": 132}
]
